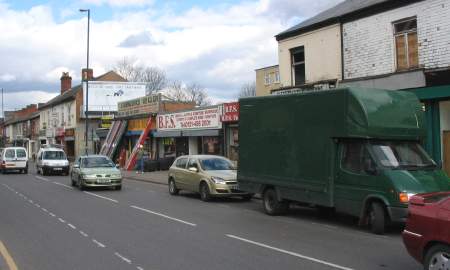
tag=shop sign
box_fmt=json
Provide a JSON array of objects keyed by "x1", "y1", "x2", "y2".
[
  {"x1": 65, "y1": 128, "x2": 75, "y2": 137},
  {"x1": 101, "y1": 115, "x2": 113, "y2": 128},
  {"x1": 117, "y1": 94, "x2": 161, "y2": 117},
  {"x1": 157, "y1": 106, "x2": 222, "y2": 131},
  {"x1": 56, "y1": 127, "x2": 65, "y2": 137},
  {"x1": 221, "y1": 102, "x2": 239, "y2": 122}
]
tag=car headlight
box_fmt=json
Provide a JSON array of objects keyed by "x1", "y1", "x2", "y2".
[
  {"x1": 211, "y1": 176, "x2": 226, "y2": 184},
  {"x1": 111, "y1": 174, "x2": 122, "y2": 179}
]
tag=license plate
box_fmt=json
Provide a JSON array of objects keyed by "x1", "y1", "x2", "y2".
[
  {"x1": 5, "y1": 164, "x2": 14, "y2": 167},
  {"x1": 97, "y1": 179, "x2": 111, "y2": 184},
  {"x1": 53, "y1": 168, "x2": 62, "y2": 171},
  {"x1": 229, "y1": 184, "x2": 239, "y2": 190}
]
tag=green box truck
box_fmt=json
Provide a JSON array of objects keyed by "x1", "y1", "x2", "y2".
[{"x1": 238, "y1": 87, "x2": 450, "y2": 234}]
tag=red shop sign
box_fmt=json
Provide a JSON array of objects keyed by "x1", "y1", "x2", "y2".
[{"x1": 221, "y1": 102, "x2": 239, "y2": 122}]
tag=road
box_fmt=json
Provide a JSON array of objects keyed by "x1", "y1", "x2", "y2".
[{"x1": 0, "y1": 166, "x2": 420, "y2": 270}]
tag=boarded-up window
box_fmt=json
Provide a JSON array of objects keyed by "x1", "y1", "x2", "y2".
[{"x1": 393, "y1": 18, "x2": 418, "y2": 70}]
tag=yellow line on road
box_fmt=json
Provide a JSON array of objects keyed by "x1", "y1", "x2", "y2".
[{"x1": 0, "y1": 240, "x2": 18, "y2": 270}]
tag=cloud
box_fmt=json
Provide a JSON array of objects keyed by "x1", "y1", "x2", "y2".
[
  {"x1": 119, "y1": 31, "x2": 162, "y2": 48},
  {"x1": 3, "y1": 91, "x2": 57, "y2": 112},
  {"x1": 0, "y1": 73, "x2": 16, "y2": 82},
  {"x1": 81, "y1": 0, "x2": 154, "y2": 7}
]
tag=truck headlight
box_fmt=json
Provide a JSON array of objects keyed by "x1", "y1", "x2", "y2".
[
  {"x1": 399, "y1": 192, "x2": 416, "y2": 203},
  {"x1": 211, "y1": 176, "x2": 226, "y2": 184}
]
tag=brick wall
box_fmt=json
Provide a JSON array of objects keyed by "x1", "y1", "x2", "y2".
[{"x1": 343, "y1": 0, "x2": 450, "y2": 79}]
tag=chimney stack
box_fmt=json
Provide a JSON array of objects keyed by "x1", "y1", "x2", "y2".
[
  {"x1": 82, "y1": 68, "x2": 93, "y2": 81},
  {"x1": 60, "y1": 72, "x2": 72, "y2": 94}
]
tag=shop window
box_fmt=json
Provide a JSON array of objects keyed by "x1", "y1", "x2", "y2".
[
  {"x1": 394, "y1": 17, "x2": 418, "y2": 71},
  {"x1": 291, "y1": 46, "x2": 305, "y2": 86},
  {"x1": 203, "y1": 136, "x2": 221, "y2": 155},
  {"x1": 163, "y1": 138, "x2": 175, "y2": 157},
  {"x1": 228, "y1": 127, "x2": 239, "y2": 161}
]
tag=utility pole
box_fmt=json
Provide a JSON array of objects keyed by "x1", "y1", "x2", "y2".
[
  {"x1": 80, "y1": 9, "x2": 90, "y2": 155},
  {"x1": 1, "y1": 88, "x2": 3, "y2": 147}
]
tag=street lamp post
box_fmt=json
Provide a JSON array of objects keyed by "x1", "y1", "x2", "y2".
[{"x1": 79, "y1": 8, "x2": 90, "y2": 155}]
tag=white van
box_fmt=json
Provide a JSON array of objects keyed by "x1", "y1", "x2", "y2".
[
  {"x1": 36, "y1": 147, "x2": 69, "y2": 176},
  {"x1": 0, "y1": 147, "x2": 29, "y2": 174}
]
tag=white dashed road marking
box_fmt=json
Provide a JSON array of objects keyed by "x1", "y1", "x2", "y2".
[
  {"x1": 83, "y1": 191, "x2": 118, "y2": 203},
  {"x1": 79, "y1": 231, "x2": 89, "y2": 237},
  {"x1": 58, "y1": 218, "x2": 66, "y2": 223},
  {"x1": 92, "y1": 239, "x2": 106, "y2": 248},
  {"x1": 130, "y1": 205, "x2": 197, "y2": 227},
  {"x1": 68, "y1": 223, "x2": 76, "y2": 230},
  {"x1": 49, "y1": 212, "x2": 56, "y2": 217},
  {"x1": 53, "y1": 181, "x2": 74, "y2": 189},
  {"x1": 115, "y1": 252, "x2": 132, "y2": 264},
  {"x1": 226, "y1": 234, "x2": 354, "y2": 270},
  {"x1": 35, "y1": 176, "x2": 50, "y2": 182}
]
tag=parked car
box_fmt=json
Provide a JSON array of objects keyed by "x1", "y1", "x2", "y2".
[
  {"x1": 0, "y1": 147, "x2": 28, "y2": 174},
  {"x1": 70, "y1": 155, "x2": 122, "y2": 190},
  {"x1": 36, "y1": 147, "x2": 69, "y2": 176},
  {"x1": 168, "y1": 155, "x2": 253, "y2": 201},
  {"x1": 402, "y1": 192, "x2": 450, "y2": 269}
]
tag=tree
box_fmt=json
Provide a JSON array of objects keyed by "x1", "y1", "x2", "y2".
[
  {"x1": 166, "y1": 81, "x2": 212, "y2": 106},
  {"x1": 238, "y1": 81, "x2": 256, "y2": 98},
  {"x1": 113, "y1": 57, "x2": 167, "y2": 94}
]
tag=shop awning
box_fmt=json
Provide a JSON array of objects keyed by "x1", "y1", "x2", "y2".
[
  {"x1": 405, "y1": 85, "x2": 450, "y2": 101},
  {"x1": 182, "y1": 129, "x2": 220, "y2": 137},
  {"x1": 153, "y1": 130, "x2": 182, "y2": 137}
]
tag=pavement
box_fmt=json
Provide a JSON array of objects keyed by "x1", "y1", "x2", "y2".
[
  {"x1": 0, "y1": 165, "x2": 422, "y2": 270},
  {"x1": 121, "y1": 169, "x2": 169, "y2": 185}
]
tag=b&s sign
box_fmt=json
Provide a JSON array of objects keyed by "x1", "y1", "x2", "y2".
[
  {"x1": 157, "y1": 106, "x2": 222, "y2": 131},
  {"x1": 221, "y1": 102, "x2": 239, "y2": 122}
]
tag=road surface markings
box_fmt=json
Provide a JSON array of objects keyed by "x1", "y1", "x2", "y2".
[
  {"x1": 49, "y1": 212, "x2": 56, "y2": 217},
  {"x1": 79, "y1": 231, "x2": 89, "y2": 237},
  {"x1": 226, "y1": 234, "x2": 354, "y2": 270},
  {"x1": 136, "y1": 266, "x2": 145, "y2": 270},
  {"x1": 28, "y1": 199, "x2": 33, "y2": 204},
  {"x1": 115, "y1": 252, "x2": 132, "y2": 264},
  {"x1": 130, "y1": 205, "x2": 197, "y2": 227},
  {"x1": 68, "y1": 223, "x2": 77, "y2": 230},
  {"x1": 92, "y1": 239, "x2": 106, "y2": 248},
  {"x1": 35, "y1": 176, "x2": 49, "y2": 182},
  {"x1": 34, "y1": 203, "x2": 41, "y2": 208},
  {"x1": 41, "y1": 208, "x2": 48, "y2": 213},
  {"x1": 58, "y1": 218, "x2": 66, "y2": 223},
  {"x1": 83, "y1": 191, "x2": 118, "y2": 203},
  {"x1": 52, "y1": 181, "x2": 74, "y2": 189},
  {"x1": 0, "y1": 240, "x2": 18, "y2": 270}
]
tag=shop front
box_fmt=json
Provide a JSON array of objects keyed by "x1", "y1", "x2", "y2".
[
  {"x1": 64, "y1": 128, "x2": 76, "y2": 160},
  {"x1": 221, "y1": 102, "x2": 239, "y2": 162},
  {"x1": 155, "y1": 106, "x2": 223, "y2": 158}
]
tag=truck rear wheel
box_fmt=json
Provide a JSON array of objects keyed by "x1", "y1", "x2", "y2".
[
  {"x1": 263, "y1": 188, "x2": 289, "y2": 215},
  {"x1": 368, "y1": 202, "x2": 387, "y2": 235}
]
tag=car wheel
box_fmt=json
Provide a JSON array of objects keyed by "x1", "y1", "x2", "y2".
[
  {"x1": 368, "y1": 202, "x2": 387, "y2": 235},
  {"x1": 424, "y1": 244, "x2": 450, "y2": 270},
  {"x1": 78, "y1": 177, "x2": 85, "y2": 191},
  {"x1": 36, "y1": 167, "x2": 40, "y2": 175},
  {"x1": 70, "y1": 174, "x2": 76, "y2": 186},
  {"x1": 262, "y1": 188, "x2": 289, "y2": 215},
  {"x1": 199, "y1": 182, "x2": 211, "y2": 202},
  {"x1": 24, "y1": 168, "x2": 28, "y2": 174},
  {"x1": 168, "y1": 178, "x2": 179, "y2": 195},
  {"x1": 115, "y1": 185, "x2": 122, "y2": 191},
  {"x1": 241, "y1": 194, "x2": 253, "y2": 201}
]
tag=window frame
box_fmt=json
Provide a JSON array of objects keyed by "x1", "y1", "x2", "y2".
[
  {"x1": 290, "y1": 46, "x2": 306, "y2": 86},
  {"x1": 393, "y1": 17, "x2": 418, "y2": 71},
  {"x1": 176, "y1": 157, "x2": 188, "y2": 169}
]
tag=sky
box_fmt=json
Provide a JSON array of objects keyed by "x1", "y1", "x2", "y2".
[{"x1": 0, "y1": 0, "x2": 343, "y2": 113}]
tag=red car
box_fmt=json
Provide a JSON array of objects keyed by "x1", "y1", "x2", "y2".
[{"x1": 402, "y1": 192, "x2": 450, "y2": 270}]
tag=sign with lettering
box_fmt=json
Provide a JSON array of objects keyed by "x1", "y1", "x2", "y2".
[
  {"x1": 117, "y1": 94, "x2": 161, "y2": 117},
  {"x1": 221, "y1": 102, "x2": 239, "y2": 122},
  {"x1": 157, "y1": 106, "x2": 222, "y2": 131}
]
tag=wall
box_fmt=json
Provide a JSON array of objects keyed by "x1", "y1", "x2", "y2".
[
  {"x1": 278, "y1": 24, "x2": 342, "y2": 87},
  {"x1": 188, "y1": 137, "x2": 198, "y2": 155},
  {"x1": 343, "y1": 0, "x2": 450, "y2": 80},
  {"x1": 160, "y1": 102, "x2": 196, "y2": 113},
  {"x1": 255, "y1": 66, "x2": 281, "y2": 96}
]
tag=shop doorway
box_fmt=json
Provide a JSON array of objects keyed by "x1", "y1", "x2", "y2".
[
  {"x1": 443, "y1": 131, "x2": 450, "y2": 176},
  {"x1": 65, "y1": 140, "x2": 75, "y2": 161},
  {"x1": 176, "y1": 137, "x2": 189, "y2": 156}
]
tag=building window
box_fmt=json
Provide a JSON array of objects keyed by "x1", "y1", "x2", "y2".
[
  {"x1": 274, "y1": 71, "x2": 280, "y2": 83},
  {"x1": 393, "y1": 18, "x2": 418, "y2": 71},
  {"x1": 291, "y1": 46, "x2": 305, "y2": 86},
  {"x1": 264, "y1": 73, "x2": 271, "y2": 85}
]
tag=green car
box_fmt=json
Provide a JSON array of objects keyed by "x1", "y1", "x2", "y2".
[
  {"x1": 70, "y1": 155, "x2": 122, "y2": 190},
  {"x1": 168, "y1": 155, "x2": 253, "y2": 201}
]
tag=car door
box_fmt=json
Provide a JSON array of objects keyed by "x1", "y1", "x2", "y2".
[
  {"x1": 4, "y1": 149, "x2": 16, "y2": 169},
  {"x1": 185, "y1": 158, "x2": 201, "y2": 192},
  {"x1": 173, "y1": 157, "x2": 189, "y2": 189},
  {"x1": 71, "y1": 157, "x2": 81, "y2": 180},
  {"x1": 15, "y1": 148, "x2": 28, "y2": 168}
]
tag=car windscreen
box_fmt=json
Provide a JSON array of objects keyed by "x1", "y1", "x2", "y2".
[
  {"x1": 16, "y1": 149, "x2": 27, "y2": 158},
  {"x1": 82, "y1": 157, "x2": 115, "y2": 168},
  {"x1": 43, "y1": 151, "x2": 66, "y2": 160},
  {"x1": 200, "y1": 158, "x2": 234, "y2": 171},
  {"x1": 4, "y1": 149, "x2": 15, "y2": 159},
  {"x1": 370, "y1": 141, "x2": 436, "y2": 169}
]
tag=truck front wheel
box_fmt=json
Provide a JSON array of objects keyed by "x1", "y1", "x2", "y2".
[
  {"x1": 263, "y1": 188, "x2": 289, "y2": 215},
  {"x1": 368, "y1": 202, "x2": 387, "y2": 235}
]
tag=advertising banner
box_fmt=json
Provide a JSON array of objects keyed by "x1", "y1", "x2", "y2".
[
  {"x1": 157, "y1": 106, "x2": 222, "y2": 131},
  {"x1": 83, "y1": 81, "x2": 147, "y2": 112},
  {"x1": 117, "y1": 94, "x2": 161, "y2": 117},
  {"x1": 221, "y1": 102, "x2": 239, "y2": 122}
]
